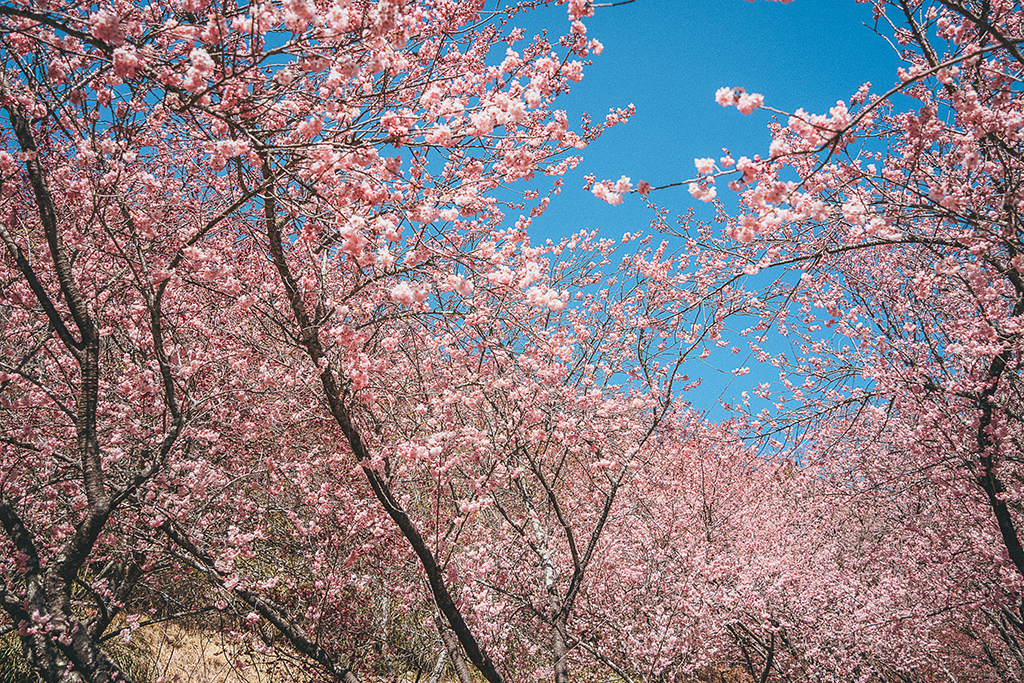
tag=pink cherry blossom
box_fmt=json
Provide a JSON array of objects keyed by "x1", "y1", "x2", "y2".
[
  {"x1": 688, "y1": 182, "x2": 717, "y2": 202},
  {"x1": 735, "y1": 91, "x2": 764, "y2": 114},
  {"x1": 182, "y1": 47, "x2": 215, "y2": 94},
  {"x1": 592, "y1": 181, "x2": 622, "y2": 205},
  {"x1": 89, "y1": 8, "x2": 124, "y2": 46},
  {"x1": 694, "y1": 157, "x2": 716, "y2": 174},
  {"x1": 567, "y1": 0, "x2": 594, "y2": 20},
  {"x1": 715, "y1": 86, "x2": 737, "y2": 107},
  {"x1": 112, "y1": 46, "x2": 143, "y2": 79}
]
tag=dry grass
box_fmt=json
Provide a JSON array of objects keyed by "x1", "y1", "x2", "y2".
[
  {"x1": 692, "y1": 664, "x2": 755, "y2": 683},
  {"x1": 123, "y1": 625, "x2": 755, "y2": 683},
  {"x1": 134, "y1": 624, "x2": 317, "y2": 683}
]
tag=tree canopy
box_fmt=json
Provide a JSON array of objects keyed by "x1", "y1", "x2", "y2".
[{"x1": 1, "y1": 1, "x2": 1023, "y2": 682}]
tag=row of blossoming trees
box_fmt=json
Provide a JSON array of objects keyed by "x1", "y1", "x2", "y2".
[{"x1": 0, "y1": 0, "x2": 1022, "y2": 681}]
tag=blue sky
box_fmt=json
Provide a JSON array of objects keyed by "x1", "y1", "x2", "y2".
[
  {"x1": 510, "y1": 0, "x2": 903, "y2": 418},
  {"x1": 521, "y1": 0, "x2": 900, "y2": 233}
]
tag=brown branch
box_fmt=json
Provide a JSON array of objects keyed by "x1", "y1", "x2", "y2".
[
  {"x1": 0, "y1": 210, "x2": 82, "y2": 355},
  {"x1": 1, "y1": 81, "x2": 95, "y2": 351},
  {"x1": 0, "y1": 495, "x2": 42, "y2": 577},
  {"x1": 0, "y1": 6, "x2": 111, "y2": 54},
  {"x1": 161, "y1": 521, "x2": 361, "y2": 683},
  {"x1": 934, "y1": 0, "x2": 1024, "y2": 68},
  {"x1": 257, "y1": 155, "x2": 505, "y2": 683}
]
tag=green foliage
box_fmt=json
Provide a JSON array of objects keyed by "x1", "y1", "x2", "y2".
[
  {"x1": 0, "y1": 629, "x2": 153, "y2": 683},
  {"x1": 0, "y1": 631, "x2": 33, "y2": 683},
  {"x1": 105, "y1": 633, "x2": 156, "y2": 683}
]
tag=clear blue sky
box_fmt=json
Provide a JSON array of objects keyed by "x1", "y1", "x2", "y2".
[
  {"x1": 519, "y1": 0, "x2": 900, "y2": 232},
  {"x1": 511, "y1": 0, "x2": 902, "y2": 418}
]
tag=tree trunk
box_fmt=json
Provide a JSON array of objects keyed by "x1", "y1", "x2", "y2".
[{"x1": 435, "y1": 617, "x2": 474, "y2": 683}]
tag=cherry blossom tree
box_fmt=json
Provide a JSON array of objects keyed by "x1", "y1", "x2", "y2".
[
  {"x1": 597, "y1": 0, "x2": 1024, "y2": 680},
  {"x1": 11, "y1": 0, "x2": 1022, "y2": 681},
  {"x1": 0, "y1": 0, "x2": 694, "y2": 682},
  {"x1": 592, "y1": 418, "x2": 1014, "y2": 683}
]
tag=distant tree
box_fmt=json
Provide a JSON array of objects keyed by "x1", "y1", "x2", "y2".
[{"x1": 584, "y1": 417, "x2": 1012, "y2": 683}]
